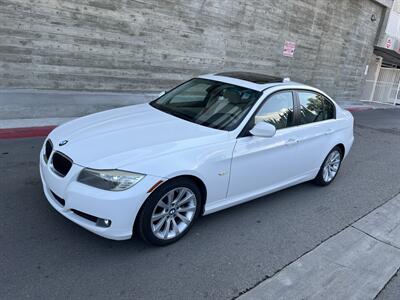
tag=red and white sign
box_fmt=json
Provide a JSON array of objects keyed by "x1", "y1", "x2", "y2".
[
  {"x1": 386, "y1": 38, "x2": 393, "y2": 49},
  {"x1": 283, "y1": 41, "x2": 296, "y2": 57}
]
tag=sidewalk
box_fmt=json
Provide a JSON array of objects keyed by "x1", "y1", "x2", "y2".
[
  {"x1": 239, "y1": 192, "x2": 400, "y2": 300},
  {"x1": 0, "y1": 89, "x2": 396, "y2": 138},
  {"x1": 336, "y1": 100, "x2": 396, "y2": 112}
]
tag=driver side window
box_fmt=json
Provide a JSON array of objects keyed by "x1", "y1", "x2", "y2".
[{"x1": 255, "y1": 92, "x2": 294, "y2": 130}]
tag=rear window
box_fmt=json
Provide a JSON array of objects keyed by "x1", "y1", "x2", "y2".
[{"x1": 297, "y1": 91, "x2": 335, "y2": 124}]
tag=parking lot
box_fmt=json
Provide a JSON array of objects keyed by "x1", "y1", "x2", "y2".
[{"x1": 1, "y1": 109, "x2": 400, "y2": 299}]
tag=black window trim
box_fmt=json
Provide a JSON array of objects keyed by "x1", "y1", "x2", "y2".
[
  {"x1": 237, "y1": 88, "x2": 336, "y2": 138},
  {"x1": 238, "y1": 89, "x2": 298, "y2": 138}
]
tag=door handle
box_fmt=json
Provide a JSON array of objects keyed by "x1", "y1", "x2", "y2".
[
  {"x1": 324, "y1": 129, "x2": 334, "y2": 135},
  {"x1": 285, "y1": 138, "x2": 299, "y2": 146}
]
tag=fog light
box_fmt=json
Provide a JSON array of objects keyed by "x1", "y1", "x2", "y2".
[{"x1": 96, "y1": 218, "x2": 112, "y2": 228}]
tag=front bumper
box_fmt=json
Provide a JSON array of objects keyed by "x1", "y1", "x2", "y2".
[{"x1": 39, "y1": 146, "x2": 165, "y2": 240}]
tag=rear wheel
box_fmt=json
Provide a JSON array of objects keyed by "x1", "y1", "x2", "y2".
[
  {"x1": 314, "y1": 146, "x2": 343, "y2": 186},
  {"x1": 137, "y1": 178, "x2": 201, "y2": 246}
]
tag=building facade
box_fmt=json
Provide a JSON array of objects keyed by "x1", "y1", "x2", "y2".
[
  {"x1": 0, "y1": 0, "x2": 391, "y2": 101},
  {"x1": 361, "y1": 0, "x2": 400, "y2": 105}
]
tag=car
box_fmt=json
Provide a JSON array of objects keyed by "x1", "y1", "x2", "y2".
[{"x1": 39, "y1": 72, "x2": 354, "y2": 245}]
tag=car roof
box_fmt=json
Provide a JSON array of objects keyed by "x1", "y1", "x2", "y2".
[{"x1": 198, "y1": 72, "x2": 308, "y2": 92}]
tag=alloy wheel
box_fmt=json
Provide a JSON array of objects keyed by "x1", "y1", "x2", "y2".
[
  {"x1": 151, "y1": 187, "x2": 197, "y2": 240},
  {"x1": 322, "y1": 150, "x2": 341, "y2": 183}
]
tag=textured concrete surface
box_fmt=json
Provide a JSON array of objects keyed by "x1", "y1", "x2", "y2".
[
  {"x1": 0, "y1": 89, "x2": 158, "y2": 120},
  {"x1": 0, "y1": 0, "x2": 383, "y2": 100},
  {"x1": 1, "y1": 110, "x2": 400, "y2": 299},
  {"x1": 240, "y1": 196, "x2": 400, "y2": 300}
]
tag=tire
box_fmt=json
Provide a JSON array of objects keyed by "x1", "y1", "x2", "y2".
[
  {"x1": 137, "y1": 178, "x2": 202, "y2": 246},
  {"x1": 314, "y1": 146, "x2": 343, "y2": 186}
]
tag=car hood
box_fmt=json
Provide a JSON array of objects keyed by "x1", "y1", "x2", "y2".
[{"x1": 49, "y1": 103, "x2": 229, "y2": 170}]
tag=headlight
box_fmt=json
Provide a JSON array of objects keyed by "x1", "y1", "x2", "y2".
[{"x1": 77, "y1": 168, "x2": 145, "y2": 191}]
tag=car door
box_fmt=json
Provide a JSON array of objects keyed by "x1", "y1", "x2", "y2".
[
  {"x1": 228, "y1": 91, "x2": 302, "y2": 199},
  {"x1": 292, "y1": 90, "x2": 337, "y2": 174}
]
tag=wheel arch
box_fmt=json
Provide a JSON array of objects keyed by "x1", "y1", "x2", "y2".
[
  {"x1": 133, "y1": 174, "x2": 208, "y2": 233},
  {"x1": 169, "y1": 175, "x2": 208, "y2": 215},
  {"x1": 335, "y1": 143, "x2": 345, "y2": 157}
]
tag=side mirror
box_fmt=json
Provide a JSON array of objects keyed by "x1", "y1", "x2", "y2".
[{"x1": 249, "y1": 122, "x2": 276, "y2": 138}]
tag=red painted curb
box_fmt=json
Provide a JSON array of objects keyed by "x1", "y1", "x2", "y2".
[
  {"x1": 346, "y1": 106, "x2": 373, "y2": 113},
  {"x1": 0, "y1": 125, "x2": 56, "y2": 139}
]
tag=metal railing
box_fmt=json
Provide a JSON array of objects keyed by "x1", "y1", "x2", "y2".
[
  {"x1": 362, "y1": 67, "x2": 400, "y2": 105},
  {"x1": 362, "y1": 79, "x2": 400, "y2": 105}
]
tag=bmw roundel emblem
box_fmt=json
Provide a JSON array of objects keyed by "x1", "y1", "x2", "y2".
[{"x1": 59, "y1": 140, "x2": 68, "y2": 146}]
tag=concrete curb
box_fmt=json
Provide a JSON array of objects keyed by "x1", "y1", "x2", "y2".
[
  {"x1": 345, "y1": 106, "x2": 374, "y2": 112},
  {"x1": 239, "y1": 193, "x2": 400, "y2": 300},
  {"x1": 0, "y1": 117, "x2": 73, "y2": 129},
  {"x1": 0, "y1": 126, "x2": 56, "y2": 139}
]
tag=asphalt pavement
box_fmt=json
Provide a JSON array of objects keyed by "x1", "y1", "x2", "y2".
[
  {"x1": 1, "y1": 109, "x2": 400, "y2": 299},
  {"x1": 377, "y1": 271, "x2": 400, "y2": 300}
]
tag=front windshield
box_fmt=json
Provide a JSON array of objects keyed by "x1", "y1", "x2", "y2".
[{"x1": 150, "y1": 79, "x2": 262, "y2": 131}]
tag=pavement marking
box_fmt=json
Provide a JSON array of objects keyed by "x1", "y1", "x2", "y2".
[
  {"x1": 0, "y1": 126, "x2": 56, "y2": 139},
  {"x1": 0, "y1": 117, "x2": 74, "y2": 139},
  {"x1": 345, "y1": 106, "x2": 373, "y2": 112},
  {"x1": 0, "y1": 117, "x2": 73, "y2": 129},
  {"x1": 239, "y1": 194, "x2": 400, "y2": 300}
]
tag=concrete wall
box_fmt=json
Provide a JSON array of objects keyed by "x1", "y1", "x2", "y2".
[{"x1": 0, "y1": 0, "x2": 384, "y2": 100}]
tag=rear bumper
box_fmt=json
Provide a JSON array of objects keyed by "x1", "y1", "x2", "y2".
[{"x1": 39, "y1": 147, "x2": 165, "y2": 240}]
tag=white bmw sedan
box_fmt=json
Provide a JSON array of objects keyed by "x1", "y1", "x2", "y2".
[{"x1": 40, "y1": 72, "x2": 354, "y2": 245}]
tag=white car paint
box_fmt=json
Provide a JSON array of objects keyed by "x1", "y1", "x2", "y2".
[{"x1": 40, "y1": 75, "x2": 354, "y2": 240}]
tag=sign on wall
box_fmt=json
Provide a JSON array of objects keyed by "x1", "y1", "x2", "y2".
[
  {"x1": 386, "y1": 37, "x2": 393, "y2": 49},
  {"x1": 283, "y1": 41, "x2": 296, "y2": 57}
]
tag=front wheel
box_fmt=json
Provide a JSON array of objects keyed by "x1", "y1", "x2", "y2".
[
  {"x1": 136, "y1": 178, "x2": 202, "y2": 246},
  {"x1": 314, "y1": 147, "x2": 343, "y2": 186}
]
